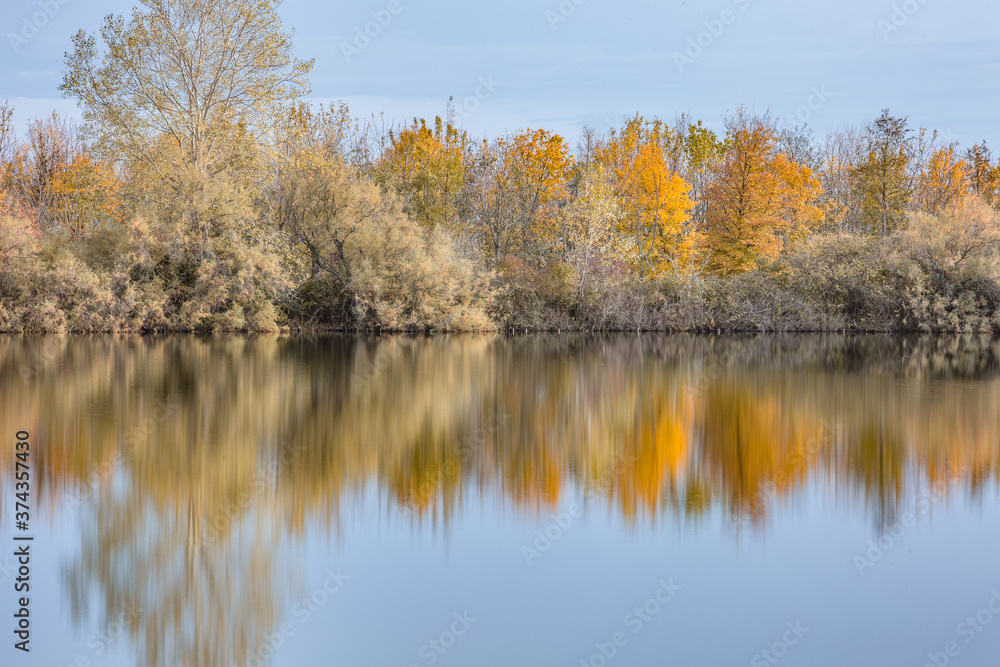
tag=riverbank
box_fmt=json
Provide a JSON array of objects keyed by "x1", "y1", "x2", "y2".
[{"x1": 3, "y1": 202, "x2": 999, "y2": 335}]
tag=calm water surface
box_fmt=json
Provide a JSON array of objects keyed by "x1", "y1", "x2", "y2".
[{"x1": 1, "y1": 335, "x2": 999, "y2": 667}]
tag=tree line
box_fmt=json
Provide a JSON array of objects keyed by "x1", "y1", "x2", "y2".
[{"x1": 2, "y1": 0, "x2": 999, "y2": 333}]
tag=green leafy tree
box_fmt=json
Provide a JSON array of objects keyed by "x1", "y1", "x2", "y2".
[{"x1": 852, "y1": 110, "x2": 913, "y2": 236}]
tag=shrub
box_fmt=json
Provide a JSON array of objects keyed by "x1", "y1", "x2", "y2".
[
  {"x1": 279, "y1": 160, "x2": 495, "y2": 332},
  {"x1": 781, "y1": 233, "x2": 898, "y2": 330},
  {"x1": 891, "y1": 196, "x2": 1000, "y2": 332}
]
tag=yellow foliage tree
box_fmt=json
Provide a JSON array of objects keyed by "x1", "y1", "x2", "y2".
[
  {"x1": 964, "y1": 142, "x2": 999, "y2": 208},
  {"x1": 558, "y1": 166, "x2": 620, "y2": 293},
  {"x1": 377, "y1": 116, "x2": 466, "y2": 230},
  {"x1": 914, "y1": 144, "x2": 969, "y2": 215},
  {"x1": 597, "y1": 115, "x2": 696, "y2": 280}
]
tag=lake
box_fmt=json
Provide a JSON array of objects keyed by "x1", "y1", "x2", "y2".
[{"x1": 1, "y1": 334, "x2": 999, "y2": 667}]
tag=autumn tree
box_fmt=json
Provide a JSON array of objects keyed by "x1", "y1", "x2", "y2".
[
  {"x1": 61, "y1": 0, "x2": 312, "y2": 176},
  {"x1": 702, "y1": 107, "x2": 823, "y2": 275},
  {"x1": 277, "y1": 159, "x2": 493, "y2": 330},
  {"x1": 777, "y1": 125, "x2": 820, "y2": 173},
  {"x1": 674, "y1": 116, "x2": 725, "y2": 233},
  {"x1": 817, "y1": 126, "x2": 865, "y2": 232},
  {"x1": 60, "y1": 0, "x2": 312, "y2": 256},
  {"x1": 558, "y1": 165, "x2": 620, "y2": 296},
  {"x1": 376, "y1": 115, "x2": 467, "y2": 230},
  {"x1": 629, "y1": 142, "x2": 695, "y2": 278},
  {"x1": 0, "y1": 102, "x2": 22, "y2": 220},
  {"x1": 574, "y1": 125, "x2": 604, "y2": 171},
  {"x1": 8, "y1": 113, "x2": 118, "y2": 235},
  {"x1": 0, "y1": 102, "x2": 14, "y2": 189},
  {"x1": 462, "y1": 128, "x2": 571, "y2": 265},
  {"x1": 965, "y1": 142, "x2": 1000, "y2": 208},
  {"x1": 596, "y1": 115, "x2": 696, "y2": 279},
  {"x1": 913, "y1": 142, "x2": 969, "y2": 215},
  {"x1": 276, "y1": 159, "x2": 382, "y2": 285},
  {"x1": 852, "y1": 110, "x2": 914, "y2": 236},
  {"x1": 275, "y1": 101, "x2": 355, "y2": 169}
]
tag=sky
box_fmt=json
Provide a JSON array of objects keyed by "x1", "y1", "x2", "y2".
[{"x1": 2, "y1": 0, "x2": 998, "y2": 151}]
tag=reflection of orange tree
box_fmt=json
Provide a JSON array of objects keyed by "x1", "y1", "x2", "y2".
[
  {"x1": 2, "y1": 335, "x2": 1000, "y2": 531},
  {"x1": 605, "y1": 382, "x2": 691, "y2": 520},
  {"x1": 696, "y1": 382, "x2": 826, "y2": 527},
  {"x1": 0, "y1": 335, "x2": 999, "y2": 662}
]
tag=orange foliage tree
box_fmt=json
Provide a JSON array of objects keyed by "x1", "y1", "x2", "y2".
[
  {"x1": 6, "y1": 112, "x2": 118, "y2": 235},
  {"x1": 702, "y1": 107, "x2": 823, "y2": 275},
  {"x1": 463, "y1": 128, "x2": 571, "y2": 265}
]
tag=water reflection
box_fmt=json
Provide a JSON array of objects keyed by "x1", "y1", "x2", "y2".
[{"x1": 1, "y1": 334, "x2": 998, "y2": 665}]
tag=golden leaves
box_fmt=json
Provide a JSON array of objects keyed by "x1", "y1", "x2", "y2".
[
  {"x1": 703, "y1": 107, "x2": 823, "y2": 275},
  {"x1": 464, "y1": 128, "x2": 572, "y2": 265},
  {"x1": 914, "y1": 144, "x2": 970, "y2": 216},
  {"x1": 596, "y1": 115, "x2": 696, "y2": 279},
  {"x1": 377, "y1": 116, "x2": 467, "y2": 230}
]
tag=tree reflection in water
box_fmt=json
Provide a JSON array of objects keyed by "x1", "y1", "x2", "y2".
[{"x1": 0, "y1": 334, "x2": 998, "y2": 665}]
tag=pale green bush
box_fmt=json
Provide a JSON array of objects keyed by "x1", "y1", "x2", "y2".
[{"x1": 278, "y1": 160, "x2": 495, "y2": 332}]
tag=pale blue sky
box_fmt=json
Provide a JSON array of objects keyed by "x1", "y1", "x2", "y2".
[{"x1": 2, "y1": 0, "x2": 998, "y2": 150}]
